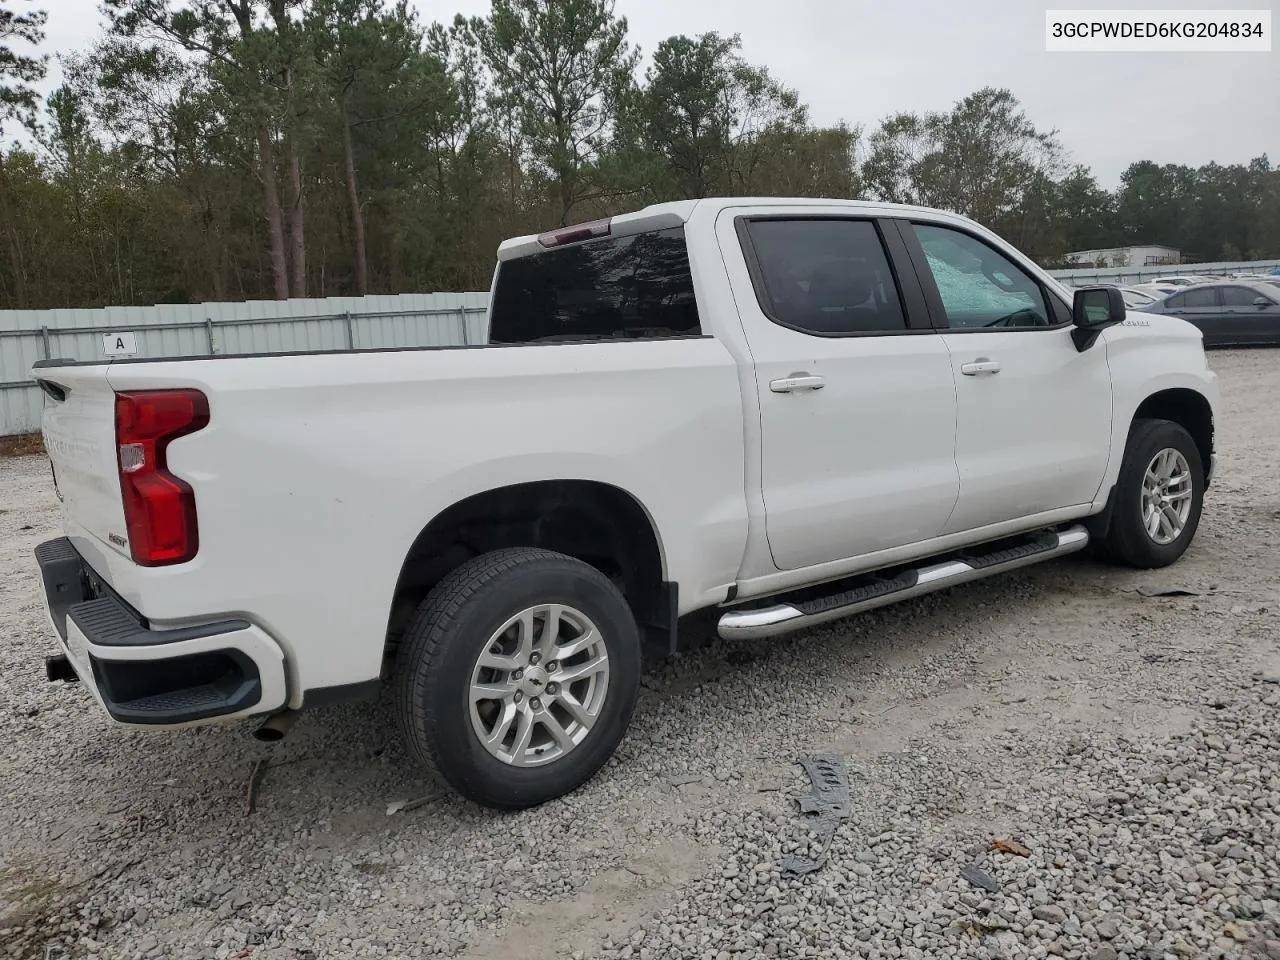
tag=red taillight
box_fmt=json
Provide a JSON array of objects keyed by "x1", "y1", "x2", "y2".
[
  {"x1": 536, "y1": 217, "x2": 612, "y2": 247},
  {"x1": 114, "y1": 389, "x2": 209, "y2": 566}
]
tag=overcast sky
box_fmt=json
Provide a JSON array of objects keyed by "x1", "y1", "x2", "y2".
[{"x1": 33, "y1": 0, "x2": 1280, "y2": 187}]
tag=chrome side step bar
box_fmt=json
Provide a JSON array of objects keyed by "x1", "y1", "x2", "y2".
[{"x1": 717, "y1": 525, "x2": 1090, "y2": 641}]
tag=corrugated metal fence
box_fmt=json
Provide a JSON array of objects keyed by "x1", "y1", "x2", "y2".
[
  {"x1": 9, "y1": 255, "x2": 1280, "y2": 436},
  {"x1": 0, "y1": 292, "x2": 489, "y2": 437}
]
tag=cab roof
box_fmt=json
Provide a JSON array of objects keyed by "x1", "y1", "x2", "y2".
[{"x1": 495, "y1": 197, "x2": 979, "y2": 261}]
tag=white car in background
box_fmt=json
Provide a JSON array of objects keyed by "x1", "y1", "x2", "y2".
[
  {"x1": 1130, "y1": 282, "x2": 1178, "y2": 299},
  {"x1": 1153, "y1": 275, "x2": 1215, "y2": 287},
  {"x1": 1117, "y1": 286, "x2": 1162, "y2": 309}
]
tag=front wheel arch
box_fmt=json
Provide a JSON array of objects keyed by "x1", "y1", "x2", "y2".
[
  {"x1": 1099, "y1": 418, "x2": 1205, "y2": 569},
  {"x1": 1131, "y1": 388, "x2": 1214, "y2": 488}
]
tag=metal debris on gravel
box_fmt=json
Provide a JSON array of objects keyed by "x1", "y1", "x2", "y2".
[
  {"x1": 781, "y1": 754, "x2": 853, "y2": 877},
  {"x1": 1135, "y1": 584, "x2": 1203, "y2": 598}
]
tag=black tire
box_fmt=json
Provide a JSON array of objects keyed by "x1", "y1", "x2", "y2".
[
  {"x1": 1101, "y1": 418, "x2": 1205, "y2": 569},
  {"x1": 394, "y1": 547, "x2": 641, "y2": 810}
]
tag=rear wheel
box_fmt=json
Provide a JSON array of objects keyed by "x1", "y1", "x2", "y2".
[
  {"x1": 1101, "y1": 418, "x2": 1204, "y2": 568},
  {"x1": 394, "y1": 547, "x2": 641, "y2": 810}
]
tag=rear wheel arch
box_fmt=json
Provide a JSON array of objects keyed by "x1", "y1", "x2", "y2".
[
  {"x1": 394, "y1": 546, "x2": 643, "y2": 808},
  {"x1": 385, "y1": 480, "x2": 669, "y2": 662}
]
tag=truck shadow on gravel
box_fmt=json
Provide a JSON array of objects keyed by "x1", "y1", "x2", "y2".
[
  {"x1": 155, "y1": 552, "x2": 1182, "y2": 828},
  {"x1": 28, "y1": 545, "x2": 1223, "y2": 859}
]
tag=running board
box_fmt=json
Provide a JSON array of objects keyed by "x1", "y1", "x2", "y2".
[{"x1": 717, "y1": 525, "x2": 1090, "y2": 641}]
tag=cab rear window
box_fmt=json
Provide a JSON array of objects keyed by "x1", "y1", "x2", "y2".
[{"x1": 488, "y1": 227, "x2": 701, "y2": 344}]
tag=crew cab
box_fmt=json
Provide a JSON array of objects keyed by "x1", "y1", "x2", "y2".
[{"x1": 31, "y1": 198, "x2": 1219, "y2": 810}]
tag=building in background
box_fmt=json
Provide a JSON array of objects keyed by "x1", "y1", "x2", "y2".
[{"x1": 1064, "y1": 245, "x2": 1181, "y2": 268}]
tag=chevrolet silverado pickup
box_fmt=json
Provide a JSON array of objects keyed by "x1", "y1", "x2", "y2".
[{"x1": 31, "y1": 197, "x2": 1219, "y2": 810}]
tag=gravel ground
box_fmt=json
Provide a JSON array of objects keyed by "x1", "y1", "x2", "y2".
[{"x1": 2, "y1": 350, "x2": 1278, "y2": 960}]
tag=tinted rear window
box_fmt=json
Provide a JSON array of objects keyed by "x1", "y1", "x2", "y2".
[
  {"x1": 1184, "y1": 287, "x2": 1218, "y2": 308},
  {"x1": 488, "y1": 226, "x2": 701, "y2": 344}
]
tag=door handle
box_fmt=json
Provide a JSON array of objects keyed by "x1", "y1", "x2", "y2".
[
  {"x1": 769, "y1": 374, "x2": 825, "y2": 393},
  {"x1": 960, "y1": 358, "x2": 1001, "y2": 376}
]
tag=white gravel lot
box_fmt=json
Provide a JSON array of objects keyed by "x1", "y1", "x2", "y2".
[{"x1": 2, "y1": 350, "x2": 1279, "y2": 960}]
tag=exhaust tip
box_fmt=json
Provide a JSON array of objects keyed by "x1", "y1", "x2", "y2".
[{"x1": 253, "y1": 709, "x2": 300, "y2": 742}]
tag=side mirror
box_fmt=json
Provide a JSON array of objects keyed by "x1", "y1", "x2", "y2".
[
  {"x1": 1071, "y1": 286, "x2": 1126, "y2": 352},
  {"x1": 1255, "y1": 297, "x2": 1271, "y2": 308}
]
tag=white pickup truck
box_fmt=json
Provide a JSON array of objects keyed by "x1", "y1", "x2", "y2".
[{"x1": 32, "y1": 198, "x2": 1218, "y2": 810}]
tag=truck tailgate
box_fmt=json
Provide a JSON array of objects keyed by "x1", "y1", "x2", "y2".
[{"x1": 35, "y1": 365, "x2": 130, "y2": 558}]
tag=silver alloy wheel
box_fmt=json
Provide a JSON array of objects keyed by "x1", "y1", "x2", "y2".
[
  {"x1": 1141, "y1": 447, "x2": 1194, "y2": 545},
  {"x1": 468, "y1": 603, "x2": 610, "y2": 767}
]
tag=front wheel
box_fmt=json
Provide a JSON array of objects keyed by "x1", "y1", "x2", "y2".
[
  {"x1": 1101, "y1": 418, "x2": 1205, "y2": 568},
  {"x1": 394, "y1": 547, "x2": 641, "y2": 810}
]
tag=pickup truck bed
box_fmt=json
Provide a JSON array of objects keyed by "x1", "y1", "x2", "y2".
[{"x1": 31, "y1": 197, "x2": 1218, "y2": 809}]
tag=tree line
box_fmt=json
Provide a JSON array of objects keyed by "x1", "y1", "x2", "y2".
[{"x1": 0, "y1": 0, "x2": 1277, "y2": 310}]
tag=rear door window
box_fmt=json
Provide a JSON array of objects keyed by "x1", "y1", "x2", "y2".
[
  {"x1": 739, "y1": 218, "x2": 909, "y2": 335},
  {"x1": 488, "y1": 226, "x2": 700, "y2": 344},
  {"x1": 1183, "y1": 287, "x2": 1220, "y2": 309}
]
